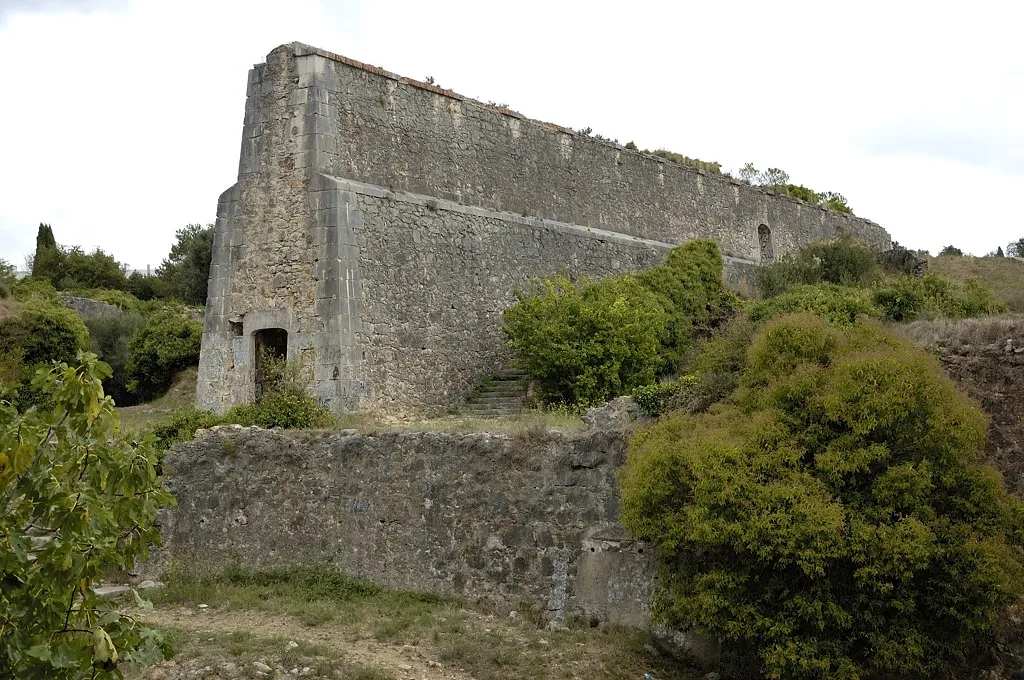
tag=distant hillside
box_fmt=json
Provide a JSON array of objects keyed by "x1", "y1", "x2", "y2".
[{"x1": 929, "y1": 255, "x2": 1024, "y2": 312}]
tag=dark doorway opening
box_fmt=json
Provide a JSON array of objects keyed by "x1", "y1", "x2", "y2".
[{"x1": 254, "y1": 328, "x2": 288, "y2": 400}]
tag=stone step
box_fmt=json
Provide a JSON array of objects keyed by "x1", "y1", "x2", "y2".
[
  {"x1": 462, "y1": 408, "x2": 521, "y2": 417},
  {"x1": 470, "y1": 389, "x2": 526, "y2": 400},
  {"x1": 464, "y1": 397, "x2": 524, "y2": 406}
]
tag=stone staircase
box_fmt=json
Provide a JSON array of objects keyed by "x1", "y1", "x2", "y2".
[{"x1": 462, "y1": 371, "x2": 529, "y2": 417}]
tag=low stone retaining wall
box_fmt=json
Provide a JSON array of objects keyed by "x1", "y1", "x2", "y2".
[{"x1": 156, "y1": 424, "x2": 655, "y2": 627}]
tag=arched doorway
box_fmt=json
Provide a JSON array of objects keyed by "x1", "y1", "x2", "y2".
[
  {"x1": 253, "y1": 328, "x2": 288, "y2": 400},
  {"x1": 758, "y1": 224, "x2": 775, "y2": 262}
]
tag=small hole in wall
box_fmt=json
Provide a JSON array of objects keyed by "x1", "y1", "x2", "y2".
[
  {"x1": 378, "y1": 519, "x2": 385, "y2": 524},
  {"x1": 637, "y1": 548, "x2": 644, "y2": 554},
  {"x1": 589, "y1": 547, "x2": 595, "y2": 552},
  {"x1": 229, "y1": 321, "x2": 243, "y2": 337}
]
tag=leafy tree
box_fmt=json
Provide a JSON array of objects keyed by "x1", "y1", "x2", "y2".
[
  {"x1": 0, "y1": 259, "x2": 15, "y2": 299},
  {"x1": 819, "y1": 191, "x2": 852, "y2": 214},
  {"x1": 0, "y1": 259, "x2": 15, "y2": 286},
  {"x1": 939, "y1": 245, "x2": 964, "y2": 256},
  {"x1": 1008, "y1": 238, "x2": 1024, "y2": 258},
  {"x1": 621, "y1": 314, "x2": 1024, "y2": 679},
  {"x1": 60, "y1": 247, "x2": 126, "y2": 291},
  {"x1": 84, "y1": 310, "x2": 147, "y2": 404},
  {"x1": 738, "y1": 162, "x2": 759, "y2": 184},
  {"x1": 30, "y1": 223, "x2": 61, "y2": 282},
  {"x1": 124, "y1": 306, "x2": 202, "y2": 400},
  {"x1": 28, "y1": 225, "x2": 129, "y2": 292},
  {"x1": 155, "y1": 224, "x2": 214, "y2": 305},
  {"x1": 0, "y1": 354, "x2": 175, "y2": 678},
  {"x1": 125, "y1": 271, "x2": 157, "y2": 302},
  {"x1": 758, "y1": 167, "x2": 790, "y2": 187}
]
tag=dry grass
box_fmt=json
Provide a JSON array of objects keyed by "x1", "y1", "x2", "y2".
[
  {"x1": 331, "y1": 408, "x2": 585, "y2": 435},
  {"x1": 929, "y1": 255, "x2": 1024, "y2": 312},
  {"x1": 124, "y1": 566, "x2": 699, "y2": 680},
  {"x1": 893, "y1": 313, "x2": 1024, "y2": 350}
]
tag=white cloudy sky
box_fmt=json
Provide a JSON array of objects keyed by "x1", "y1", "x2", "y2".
[{"x1": 1, "y1": 0, "x2": 1022, "y2": 270}]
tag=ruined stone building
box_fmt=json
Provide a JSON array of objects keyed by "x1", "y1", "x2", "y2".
[{"x1": 196, "y1": 42, "x2": 891, "y2": 416}]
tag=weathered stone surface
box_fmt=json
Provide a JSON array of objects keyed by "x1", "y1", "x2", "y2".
[
  {"x1": 156, "y1": 425, "x2": 653, "y2": 625},
  {"x1": 60, "y1": 295, "x2": 119, "y2": 319},
  {"x1": 196, "y1": 42, "x2": 892, "y2": 417}
]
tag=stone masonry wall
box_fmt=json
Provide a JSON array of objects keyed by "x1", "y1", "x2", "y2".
[
  {"x1": 295, "y1": 43, "x2": 890, "y2": 260},
  {"x1": 157, "y1": 425, "x2": 654, "y2": 628},
  {"x1": 196, "y1": 42, "x2": 891, "y2": 417}
]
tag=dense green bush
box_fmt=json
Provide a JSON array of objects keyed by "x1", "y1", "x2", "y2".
[
  {"x1": 504, "y1": 274, "x2": 667, "y2": 407},
  {"x1": 631, "y1": 375, "x2": 699, "y2": 417},
  {"x1": 0, "y1": 298, "x2": 91, "y2": 408},
  {"x1": 504, "y1": 241, "x2": 734, "y2": 407},
  {"x1": 755, "y1": 235, "x2": 879, "y2": 297},
  {"x1": 872, "y1": 273, "x2": 1007, "y2": 321},
  {"x1": 150, "y1": 407, "x2": 225, "y2": 452},
  {"x1": 125, "y1": 307, "x2": 202, "y2": 400},
  {"x1": 749, "y1": 283, "x2": 877, "y2": 325},
  {"x1": 126, "y1": 271, "x2": 157, "y2": 301},
  {"x1": 11, "y1": 276, "x2": 58, "y2": 301},
  {"x1": 85, "y1": 310, "x2": 147, "y2": 404},
  {"x1": 224, "y1": 391, "x2": 335, "y2": 430},
  {"x1": 620, "y1": 314, "x2": 1024, "y2": 679},
  {"x1": 635, "y1": 240, "x2": 736, "y2": 370}
]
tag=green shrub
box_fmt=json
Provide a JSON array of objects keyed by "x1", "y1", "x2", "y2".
[
  {"x1": 636, "y1": 240, "x2": 736, "y2": 370},
  {"x1": 85, "y1": 310, "x2": 147, "y2": 404},
  {"x1": 504, "y1": 241, "x2": 734, "y2": 408},
  {"x1": 620, "y1": 314, "x2": 1024, "y2": 679},
  {"x1": 872, "y1": 273, "x2": 1006, "y2": 321},
  {"x1": 631, "y1": 375, "x2": 700, "y2": 416},
  {"x1": 749, "y1": 283, "x2": 878, "y2": 326},
  {"x1": 126, "y1": 271, "x2": 157, "y2": 301},
  {"x1": 12, "y1": 276, "x2": 58, "y2": 301},
  {"x1": 755, "y1": 235, "x2": 879, "y2": 297},
  {"x1": 225, "y1": 391, "x2": 334, "y2": 430},
  {"x1": 150, "y1": 407, "x2": 225, "y2": 452},
  {"x1": 504, "y1": 274, "x2": 667, "y2": 407},
  {"x1": 0, "y1": 298, "x2": 91, "y2": 409},
  {"x1": 125, "y1": 307, "x2": 202, "y2": 400}
]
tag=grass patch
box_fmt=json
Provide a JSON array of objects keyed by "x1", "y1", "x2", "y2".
[
  {"x1": 144, "y1": 565, "x2": 700, "y2": 680},
  {"x1": 893, "y1": 313, "x2": 1024, "y2": 350},
  {"x1": 122, "y1": 627, "x2": 393, "y2": 680},
  {"x1": 930, "y1": 255, "x2": 1024, "y2": 312},
  {"x1": 115, "y1": 366, "x2": 198, "y2": 432}
]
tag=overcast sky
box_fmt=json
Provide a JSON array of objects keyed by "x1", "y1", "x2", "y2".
[{"x1": 1, "y1": 0, "x2": 1021, "y2": 270}]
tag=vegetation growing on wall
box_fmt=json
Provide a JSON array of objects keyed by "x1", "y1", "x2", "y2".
[
  {"x1": 620, "y1": 314, "x2": 1024, "y2": 679},
  {"x1": 738, "y1": 164, "x2": 853, "y2": 214}
]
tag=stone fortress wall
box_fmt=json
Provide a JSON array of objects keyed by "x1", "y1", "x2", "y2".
[{"x1": 196, "y1": 42, "x2": 891, "y2": 416}]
